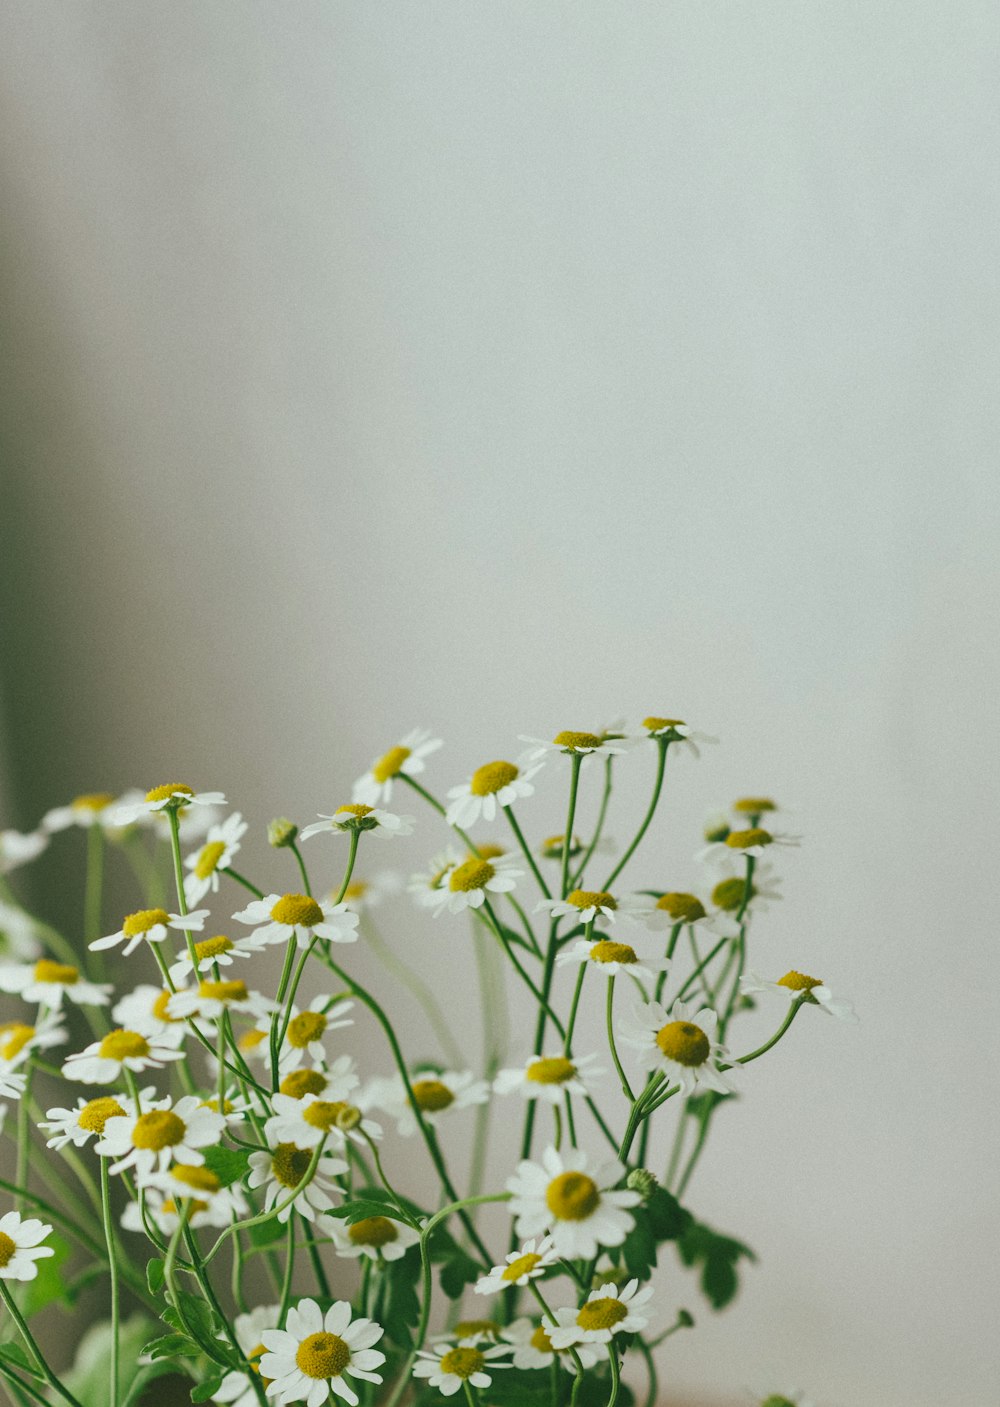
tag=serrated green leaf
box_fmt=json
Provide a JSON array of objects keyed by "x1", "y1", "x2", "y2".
[
  {"x1": 146, "y1": 1257, "x2": 165, "y2": 1295},
  {"x1": 142, "y1": 1331, "x2": 200, "y2": 1361},
  {"x1": 202, "y1": 1144, "x2": 251, "y2": 1188},
  {"x1": 646, "y1": 1186, "x2": 692, "y2": 1242}
]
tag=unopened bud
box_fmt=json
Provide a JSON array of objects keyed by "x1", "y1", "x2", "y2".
[
  {"x1": 703, "y1": 812, "x2": 730, "y2": 843},
  {"x1": 268, "y1": 818, "x2": 298, "y2": 848},
  {"x1": 625, "y1": 1168, "x2": 659, "y2": 1202},
  {"x1": 335, "y1": 1104, "x2": 362, "y2": 1132}
]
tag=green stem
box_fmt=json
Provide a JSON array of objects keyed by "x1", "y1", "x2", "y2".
[
  {"x1": 99, "y1": 1158, "x2": 120, "y2": 1407},
  {"x1": 225, "y1": 867, "x2": 265, "y2": 898},
  {"x1": 561, "y1": 756, "x2": 583, "y2": 900},
  {"x1": 605, "y1": 1344, "x2": 621, "y2": 1407},
  {"x1": 570, "y1": 754, "x2": 614, "y2": 889},
  {"x1": 636, "y1": 1335, "x2": 658, "y2": 1407},
  {"x1": 289, "y1": 840, "x2": 312, "y2": 897},
  {"x1": 606, "y1": 977, "x2": 634, "y2": 1101},
  {"x1": 15, "y1": 1065, "x2": 33, "y2": 1212},
  {"x1": 505, "y1": 807, "x2": 552, "y2": 899},
  {"x1": 602, "y1": 737, "x2": 668, "y2": 891},
  {"x1": 0, "y1": 1280, "x2": 85, "y2": 1407}
]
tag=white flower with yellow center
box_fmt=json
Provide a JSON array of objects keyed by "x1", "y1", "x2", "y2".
[
  {"x1": 277, "y1": 1000, "x2": 356, "y2": 1073},
  {"x1": 519, "y1": 728, "x2": 635, "y2": 759},
  {"x1": 545, "y1": 1277, "x2": 654, "y2": 1348},
  {"x1": 709, "y1": 864, "x2": 783, "y2": 917},
  {"x1": 167, "y1": 979, "x2": 274, "y2": 1023},
  {"x1": 111, "y1": 783, "x2": 227, "y2": 828},
  {"x1": 266, "y1": 1090, "x2": 382, "y2": 1153},
  {"x1": 352, "y1": 729, "x2": 443, "y2": 807},
  {"x1": 300, "y1": 805, "x2": 415, "y2": 843},
  {"x1": 741, "y1": 969, "x2": 858, "y2": 1022},
  {"x1": 0, "y1": 829, "x2": 47, "y2": 874},
  {"x1": 698, "y1": 826, "x2": 801, "y2": 866},
  {"x1": 493, "y1": 1052, "x2": 605, "y2": 1106},
  {"x1": 620, "y1": 998, "x2": 737, "y2": 1096},
  {"x1": 0, "y1": 959, "x2": 111, "y2": 1009},
  {"x1": 0, "y1": 1212, "x2": 55, "y2": 1281},
  {"x1": 427, "y1": 853, "x2": 523, "y2": 916},
  {"x1": 113, "y1": 984, "x2": 187, "y2": 1039},
  {"x1": 474, "y1": 1235, "x2": 559, "y2": 1295},
  {"x1": 501, "y1": 1318, "x2": 601, "y2": 1372},
  {"x1": 95, "y1": 1093, "x2": 225, "y2": 1178},
  {"x1": 431, "y1": 1319, "x2": 505, "y2": 1348},
  {"x1": 120, "y1": 1183, "x2": 239, "y2": 1234},
  {"x1": 212, "y1": 1304, "x2": 280, "y2": 1407},
  {"x1": 62, "y1": 1027, "x2": 185, "y2": 1085},
  {"x1": 0, "y1": 1010, "x2": 66, "y2": 1072},
  {"x1": 370, "y1": 1070, "x2": 489, "y2": 1137},
  {"x1": 260, "y1": 1296, "x2": 386, "y2": 1407},
  {"x1": 247, "y1": 1143, "x2": 348, "y2": 1223},
  {"x1": 506, "y1": 1146, "x2": 640, "y2": 1259},
  {"x1": 407, "y1": 847, "x2": 462, "y2": 908},
  {"x1": 90, "y1": 905, "x2": 209, "y2": 957},
  {"x1": 41, "y1": 792, "x2": 127, "y2": 833},
  {"x1": 535, "y1": 889, "x2": 636, "y2": 928},
  {"x1": 183, "y1": 812, "x2": 248, "y2": 905},
  {"x1": 232, "y1": 893, "x2": 359, "y2": 950},
  {"x1": 643, "y1": 890, "x2": 739, "y2": 937},
  {"x1": 168, "y1": 930, "x2": 265, "y2": 986},
  {"x1": 411, "y1": 1342, "x2": 510, "y2": 1397},
  {"x1": 40, "y1": 1092, "x2": 147, "y2": 1150},
  {"x1": 641, "y1": 716, "x2": 718, "y2": 757},
  {"x1": 0, "y1": 902, "x2": 40, "y2": 961},
  {"x1": 143, "y1": 1162, "x2": 249, "y2": 1219},
  {"x1": 556, "y1": 935, "x2": 668, "y2": 981},
  {"x1": 327, "y1": 1212, "x2": 421, "y2": 1263},
  {"x1": 445, "y1": 750, "x2": 545, "y2": 828}
]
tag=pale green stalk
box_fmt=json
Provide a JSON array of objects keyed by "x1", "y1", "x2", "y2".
[{"x1": 99, "y1": 1158, "x2": 120, "y2": 1407}]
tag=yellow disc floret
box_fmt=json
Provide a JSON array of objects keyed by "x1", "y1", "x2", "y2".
[
  {"x1": 132, "y1": 1110, "x2": 185, "y2": 1151},
  {"x1": 552, "y1": 731, "x2": 603, "y2": 751},
  {"x1": 194, "y1": 842, "x2": 227, "y2": 879},
  {"x1": 72, "y1": 792, "x2": 115, "y2": 813},
  {"x1": 302, "y1": 1100, "x2": 356, "y2": 1132},
  {"x1": 576, "y1": 1297, "x2": 628, "y2": 1332},
  {"x1": 271, "y1": 1143, "x2": 311, "y2": 1188},
  {"x1": 439, "y1": 1348, "x2": 485, "y2": 1380},
  {"x1": 655, "y1": 892, "x2": 706, "y2": 923},
  {"x1": 194, "y1": 934, "x2": 233, "y2": 961},
  {"x1": 724, "y1": 827, "x2": 772, "y2": 851},
  {"x1": 502, "y1": 1252, "x2": 542, "y2": 1282},
  {"x1": 545, "y1": 1171, "x2": 600, "y2": 1221},
  {"x1": 145, "y1": 784, "x2": 194, "y2": 804},
  {"x1": 334, "y1": 804, "x2": 378, "y2": 830},
  {"x1": 280, "y1": 1069, "x2": 328, "y2": 1099},
  {"x1": 170, "y1": 1165, "x2": 221, "y2": 1193},
  {"x1": 33, "y1": 959, "x2": 78, "y2": 985},
  {"x1": 565, "y1": 889, "x2": 616, "y2": 912},
  {"x1": 0, "y1": 1233, "x2": 16, "y2": 1268},
  {"x1": 348, "y1": 1216, "x2": 399, "y2": 1248},
  {"x1": 152, "y1": 989, "x2": 182, "y2": 1023},
  {"x1": 239, "y1": 1028, "x2": 267, "y2": 1053},
  {"x1": 197, "y1": 979, "x2": 248, "y2": 1004},
  {"x1": 77, "y1": 1097, "x2": 126, "y2": 1133},
  {"x1": 122, "y1": 908, "x2": 170, "y2": 937},
  {"x1": 530, "y1": 1325, "x2": 555, "y2": 1353},
  {"x1": 526, "y1": 1057, "x2": 577, "y2": 1086},
  {"x1": 473, "y1": 843, "x2": 506, "y2": 861},
  {"x1": 410, "y1": 1079, "x2": 455, "y2": 1112},
  {"x1": 589, "y1": 940, "x2": 637, "y2": 966},
  {"x1": 469, "y1": 761, "x2": 519, "y2": 796},
  {"x1": 711, "y1": 877, "x2": 752, "y2": 912},
  {"x1": 295, "y1": 1332, "x2": 351, "y2": 1380},
  {"x1": 287, "y1": 1012, "x2": 326, "y2": 1048},
  {"x1": 733, "y1": 797, "x2": 777, "y2": 814},
  {"x1": 656, "y1": 1021, "x2": 710, "y2": 1067},
  {"x1": 0, "y1": 1023, "x2": 34, "y2": 1061},
  {"x1": 271, "y1": 894, "x2": 324, "y2": 927},
  {"x1": 448, "y1": 859, "x2": 495, "y2": 893},
  {"x1": 777, "y1": 970, "x2": 822, "y2": 991},
  {"x1": 372, "y1": 746, "x2": 411, "y2": 783},
  {"x1": 643, "y1": 717, "x2": 685, "y2": 731},
  {"x1": 453, "y1": 1319, "x2": 500, "y2": 1342},
  {"x1": 98, "y1": 1030, "x2": 150, "y2": 1062}
]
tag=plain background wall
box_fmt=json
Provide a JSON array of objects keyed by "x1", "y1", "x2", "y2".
[{"x1": 1, "y1": 5, "x2": 998, "y2": 1403}]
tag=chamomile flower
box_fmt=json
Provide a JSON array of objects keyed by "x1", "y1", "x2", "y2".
[
  {"x1": 698, "y1": 827, "x2": 801, "y2": 866},
  {"x1": 327, "y1": 1212, "x2": 421, "y2": 1263},
  {"x1": 90, "y1": 906, "x2": 209, "y2": 957},
  {"x1": 353, "y1": 729, "x2": 443, "y2": 807},
  {"x1": 213, "y1": 1305, "x2": 281, "y2": 1407},
  {"x1": 143, "y1": 1163, "x2": 249, "y2": 1219},
  {"x1": 643, "y1": 891, "x2": 739, "y2": 937},
  {"x1": 41, "y1": 792, "x2": 121, "y2": 833},
  {"x1": 412, "y1": 1343, "x2": 510, "y2": 1397},
  {"x1": 121, "y1": 1185, "x2": 238, "y2": 1234},
  {"x1": 168, "y1": 931, "x2": 265, "y2": 985},
  {"x1": 232, "y1": 893, "x2": 359, "y2": 950},
  {"x1": 277, "y1": 1000, "x2": 356, "y2": 1072},
  {"x1": 39, "y1": 1090, "x2": 143, "y2": 1151},
  {"x1": 0, "y1": 959, "x2": 111, "y2": 1009},
  {"x1": 741, "y1": 969, "x2": 858, "y2": 1022},
  {"x1": 535, "y1": 889, "x2": 637, "y2": 928},
  {"x1": 95, "y1": 1093, "x2": 226, "y2": 1178},
  {"x1": 710, "y1": 863, "x2": 783, "y2": 917},
  {"x1": 0, "y1": 1212, "x2": 55, "y2": 1280},
  {"x1": 260, "y1": 1297, "x2": 386, "y2": 1407},
  {"x1": 506, "y1": 1146, "x2": 640, "y2": 1259},
  {"x1": 183, "y1": 813, "x2": 248, "y2": 905},
  {"x1": 493, "y1": 1053, "x2": 605, "y2": 1106},
  {"x1": 474, "y1": 1235, "x2": 559, "y2": 1295},
  {"x1": 167, "y1": 979, "x2": 273, "y2": 1023},
  {"x1": 62, "y1": 1027, "x2": 185, "y2": 1085},
  {"x1": 276, "y1": 1065, "x2": 355, "y2": 1105},
  {"x1": 545, "y1": 1278, "x2": 654, "y2": 1348},
  {"x1": 0, "y1": 829, "x2": 47, "y2": 873},
  {"x1": 112, "y1": 984, "x2": 186, "y2": 1039},
  {"x1": 0, "y1": 1010, "x2": 66, "y2": 1070},
  {"x1": 247, "y1": 1144, "x2": 348, "y2": 1223},
  {"x1": 372, "y1": 1070, "x2": 489, "y2": 1136},
  {"x1": 427, "y1": 853, "x2": 523, "y2": 916},
  {"x1": 445, "y1": 750, "x2": 545, "y2": 828},
  {"x1": 431, "y1": 1320, "x2": 504, "y2": 1348},
  {"x1": 265, "y1": 1090, "x2": 380, "y2": 1153},
  {"x1": 732, "y1": 796, "x2": 784, "y2": 819},
  {"x1": 620, "y1": 998, "x2": 737, "y2": 1096},
  {"x1": 520, "y1": 727, "x2": 635, "y2": 759},
  {"x1": 501, "y1": 1318, "x2": 601, "y2": 1372},
  {"x1": 407, "y1": 847, "x2": 462, "y2": 908},
  {"x1": 556, "y1": 935, "x2": 667, "y2": 982},
  {"x1": 300, "y1": 806, "x2": 414, "y2": 843},
  {"x1": 112, "y1": 783, "x2": 227, "y2": 827},
  {"x1": 641, "y1": 717, "x2": 718, "y2": 757},
  {"x1": 0, "y1": 903, "x2": 40, "y2": 961}
]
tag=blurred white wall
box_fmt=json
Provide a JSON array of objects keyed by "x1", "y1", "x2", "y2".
[{"x1": 1, "y1": 4, "x2": 998, "y2": 1403}]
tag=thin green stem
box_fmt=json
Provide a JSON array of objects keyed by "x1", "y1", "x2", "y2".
[
  {"x1": 289, "y1": 840, "x2": 312, "y2": 897},
  {"x1": 505, "y1": 807, "x2": 551, "y2": 899},
  {"x1": 99, "y1": 1158, "x2": 120, "y2": 1407},
  {"x1": 15, "y1": 1064, "x2": 34, "y2": 1212},
  {"x1": 605, "y1": 1343, "x2": 621, "y2": 1407},
  {"x1": 570, "y1": 754, "x2": 614, "y2": 889},
  {"x1": 606, "y1": 977, "x2": 634, "y2": 1101},
  {"x1": 0, "y1": 1280, "x2": 85, "y2": 1407},
  {"x1": 225, "y1": 867, "x2": 265, "y2": 898},
  {"x1": 602, "y1": 737, "x2": 668, "y2": 891},
  {"x1": 561, "y1": 756, "x2": 583, "y2": 900}
]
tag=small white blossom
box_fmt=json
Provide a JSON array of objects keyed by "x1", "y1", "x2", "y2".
[
  {"x1": 95, "y1": 1093, "x2": 225, "y2": 1179},
  {"x1": 90, "y1": 906, "x2": 209, "y2": 957},
  {"x1": 741, "y1": 969, "x2": 858, "y2": 1022},
  {"x1": 545, "y1": 1278, "x2": 654, "y2": 1348},
  {"x1": 260, "y1": 1297, "x2": 386, "y2": 1407},
  {"x1": 620, "y1": 998, "x2": 737, "y2": 1096},
  {"x1": 247, "y1": 1144, "x2": 348, "y2": 1224},
  {"x1": 327, "y1": 1212, "x2": 421, "y2": 1263},
  {"x1": 300, "y1": 806, "x2": 414, "y2": 843},
  {"x1": 0, "y1": 1211, "x2": 55, "y2": 1280},
  {"x1": 0, "y1": 959, "x2": 111, "y2": 1009},
  {"x1": 506, "y1": 1146, "x2": 639, "y2": 1260},
  {"x1": 353, "y1": 729, "x2": 443, "y2": 807},
  {"x1": 0, "y1": 830, "x2": 47, "y2": 874},
  {"x1": 426, "y1": 853, "x2": 522, "y2": 916},
  {"x1": 474, "y1": 1235, "x2": 559, "y2": 1295},
  {"x1": 62, "y1": 1027, "x2": 185, "y2": 1085},
  {"x1": 232, "y1": 893, "x2": 359, "y2": 950},
  {"x1": 493, "y1": 1052, "x2": 605, "y2": 1106},
  {"x1": 183, "y1": 813, "x2": 248, "y2": 905},
  {"x1": 445, "y1": 751, "x2": 545, "y2": 829}
]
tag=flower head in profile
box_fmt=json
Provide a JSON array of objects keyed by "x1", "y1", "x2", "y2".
[
  {"x1": 0, "y1": 1211, "x2": 55, "y2": 1280},
  {"x1": 0, "y1": 1010, "x2": 66, "y2": 1072},
  {"x1": 641, "y1": 716, "x2": 718, "y2": 757},
  {"x1": 407, "y1": 848, "x2": 462, "y2": 908},
  {"x1": 259, "y1": 1296, "x2": 386, "y2": 1406},
  {"x1": 142, "y1": 1163, "x2": 249, "y2": 1220},
  {"x1": 741, "y1": 969, "x2": 857, "y2": 1022},
  {"x1": 41, "y1": 792, "x2": 127, "y2": 834},
  {"x1": 0, "y1": 959, "x2": 111, "y2": 1009},
  {"x1": 643, "y1": 890, "x2": 738, "y2": 937},
  {"x1": 698, "y1": 827, "x2": 800, "y2": 866},
  {"x1": 493, "y1": 1052, "x2": 605, "y2": 1106},
  {"x1": 506, "y1": 1146, "x2": 640, "y2": 1259},
  {"x1": 474, "y1": 1235, "x2": 559, "y2": 1295},
  {"x1": 709, "y1": 863, "x2": 783, "y2": 917},
  {"x1": 620, "y1": 998, "x2": 737, "y2": 1096},
  {"x1": 232, "y1": 894, "x2": 359, "y2": 950},
  {"x1": 536, "y1": 888, "x2": 639, "y2": 928},
  {"x1": 412, "y1": 1342, "x2": 510, "y2": 1398},
  {"x1": 327, "y1": 1211, "x2": 421, "y2": 1263},
  {"x1": 556, "y1": 935, "x2": 667, "y2": 981},
  {"x1": 112, "y1": 784, "x2": 227, "y2": 827},
  {"x1": 299, "y1": 805, "x2": 415, "y2": 843},
  {"x1": 427, "y1": 853, "x2": 522, "y2": 916},
  {"x1": 167, "y1": 930, "x2": 266, "y2": 986},
  {"x1": 265, "y1": 1089, "x2": 381, "y2": 1154},
  {"x1": 519, "y1": 727, "x2": 634, "y2": 759},
  {"x1": 183, "y1": 812, "x2": 248, "y2": 905},
  {"x1": 545, "y1": 1277, "x2": 654, "y2": 1347},
  {"x1": 445, "y1": 750, "x2": 545, "y2": 828},
  {"x1": 353, "y1": 729, "x2": 443, "y2": 807},
  {"x1": 95, "y1": 1093, "x2": 226, "y2": 1179},
  {"x1": 167, "y1": 979, "x2": 273, "y2": 1024},
  {"x1": 90, "y1": 906, "x2": 209, "y2": 957},
  {"x1": 62, "y1": 1026, "x2": 185, "y2": 1084}
]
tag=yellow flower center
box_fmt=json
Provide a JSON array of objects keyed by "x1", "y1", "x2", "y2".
[
  {"x1": 552, "y1": 731, "x2": 603, "y2": 751},
  {"x1": 576, "y1": 1297, "x2": 628, "y2": 1332},
  {"x1": 642, "y1": 716, "x2": 684, "y2": 731},
  {"x1": 271, "y1": 894, "x2": 324, "y2": 927},
  {"x1": 526, "y1": 1057, "x2": 577, "y2": 1086},
  {"x1": 348, "y1": 1216, "x2": 399, "y2": 1248},
  {"x1": 197, "y1": 979, "x2": 249, "y2": 1004},
  {"x1": 343, "y1": 881, "x2": 368, "y2": 902},
  {"x1": 711, "y1": 877, "x2": 751, "y2": 912},
  {"x1": 0, "y1": 1023, "x2": 34, "y2": 1061},
  {"x1": 98, "y1": 1029, "x2": 150, "y2": 1061},
  {"x1": 122, "y1": 908, "x2": 170, "y2": 937},
  {"x1": 448, "y1": 859, "x2": 495, "y2": 893},
  {"x1": 280, "y1": 1069, "x2": 328, "y2": 1099},
  {"x1": 287, "y1": 1012, "x2": 326, "y2": 1048},
  {"x1": 194, "y1": 842, "x2": 227, "y2": 879},
  {"x1": 545, "y1": 1171, "x2": 600, "y2": 1221},
  {"x1": 33, "y1": 959, "x2": 78, "y2": 985},
  {"x1": 530, "y1": 1325, "x2": 555, "y2": 1353},
  {"x1": 502, "y1": 1252, "x2": 542, "y2": 1282},
  {"x1": 72, "y1": 792, "x2": 114, "y2": 813},
  {"x1": 541, "y1": 834, "x2": 580, "y2": 859},
  {"x1": 132, "y1": 1110, "x2": 185, "y2": 1151},
  {"x1": 239, "y1": 1028, "x2": 267, "y2": 1052},
  {"x1": 454, "y1": 1319, "x2": 499, "y2": 1341},
  {"x1": 589, "y1": 940, "x2": 637, "y2": 966},
  {"x1": 656, "y1": 1021, "x2": 710, "y2": 1066},
  {"x1": 152, "y1": 989, "x2": 182, "y2": 1023},
  {"x1": 733, "y1": 797, "x2": 777, "y2": 814},
  {"x1": 410, "y1": 1078, "x2": 455, "y2": 1112},
  {"x1": 302, "y1": 1100, "x2": 356, "y2": 1132},
  {"x1": 0, "y1": 1232, "x2": 16, "y2": 1268},
  {"x1": 724, "y1": 828, "x2": 772, "y2": 850},
  {"x1": 247, "y1": 1344, "x2": 271, "y2": 1383},
  {"x1": 335, "y1": 803, "x2": 375, "y2": 821},
  {"x1": 439, "y1": 1348, "x2": 485, "y2": 1380},
  {"x1": 161, "y1": 1197, "x2": 208, "y2": 1216},
  {"x1": 194, "y1": 934, "x2": 233, "y2": 961},
  {"x1": 271, "y1": 1142, "x2": 312, "y2": 1189},
  {"x1": 295, "y1": 1332, "x2": 351, "y2": 1380},
  {"x1": 145, "y1": 784, "x2": 194, "y2": 804},
  {"x1": 77, "y1": 1096, "x2": 126, "y2": 1133},
  {"x1": 469, "y1": 761, "x2": 519, "y2": 796},
  {"x1": 170, "y1": 1165, "x2": 221, "y2": 1193},
  {"x1": 777, "y1": 970, "x2": 822, "y2": 991},
  {"x1": 372, "y1": 746, "x2": 410, "y2": 783},
  {"x1": 656, "y1": 892, "x2": 706, "y2": 922},
  {"x1": 565, "y1": 889, "x2": 616, "y2": 911},
  {"x1": 200, "y1": 1097, "x2": 235, "y2": 1113},
  {"x1": 473, "y1": 843, "x2": 506, "y2": 860}
]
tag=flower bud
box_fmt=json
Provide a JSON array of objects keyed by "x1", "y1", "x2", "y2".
[
  {"x1": 335, "y1": 1104, "x2": 362, "y2": 1132},
  {"x1": 703, "y1": 812, "x2": 730, "y2": 843},
  {"x1": 625, "y1": 1167, "x2": 659, "y2": 1202},
  {"x1": 268, "y1": 818, "x2": 298, "y2": 848}
]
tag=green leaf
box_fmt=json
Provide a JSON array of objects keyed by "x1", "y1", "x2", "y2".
[
  {"x1": 202, "y1": 1144, "x2": 251, "y2": 1188},
  {"x1": 63, "y1": 1315, "x2": 161, "y2": 1403},
  {"x1": 438, "y1": 1246, "x2": 480, "y2": 1299},
  {"x1": 0, "y1": 1342, "x2": 40, "y2": 1377},
  {"x1": 382, "y1": 1246, "x2": 422, "y2": 1348},
  {"x1": 621, "y1": 1206, "x2": 658, "y2": 1281},
  {"x1": 191, "y1": 1368, "x2": 228, "y2": 1401},
  {"x1": 677, "y1": 1219, "x2": 756, "y2": 1311},
  {"x1": 248, "y1": 1216, "x2": 285, "y2": 1249},
  {"x1": 21, "y1": 1229, "x2": 71, "y2": 1316},
  {"x1": 146, "y1": 1257, "x2": 165, "y2": 1295},
  {"x1": 141, "y1": 1331, "x2": 201, "y2": 1361},
  {"x1": 325, "y1": 1198, "x2": 416, "y2": 1227},
  {"x1": 646, "y1": 1186, "x2": 692, "y2": 1242}
]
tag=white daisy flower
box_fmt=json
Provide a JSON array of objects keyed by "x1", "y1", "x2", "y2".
[
  {"x1": 407, "y1": 847, "x2": 462, "y2": 908},
  {"x1": 545, "y1": 1277, "x2": 654, "y2": 1348},
  {"x1": 640, "y1": 716, "x2": 718, "y2": 757},
  {"x1": 265, "y1": 1088, "x2": 381, "y2": 1154},
  {"x1": 709, "y1": 863, "x2": 783, "y2": 917},
  {"x1": 247, "y1": 1143, "x2": 348, "y2": 1223},
  {"x1": 299, "y1": 805, "x2": 415, "y2": 843},
  {"x1": 276, "y1": 1064, "x2": 357, "y2": 1105},
  {"x1": 506, "y1": 1146, "x2": 640, "y2": 1260},
  {"x1": 0, "y1": 830, "x2": 47, "y2": 874},
  {"x1": 213, "y1": 1305, "x2": 281, "y2": 1407},
  {"x1": 352, "y1": 729, "x2": 443, "y2": 807},
  {"x1": 474, "y1": 1235, "x2": 559, "y2": 1295},
  {"x1": 430, "y1": 1319, "x2": 506, "y2": 1348},
  {"x1": 167, "y1": 979, "x2": 273, "y2": 1024},
  {"x1": 327, "y1": 1212, "x2": 421, "y2": 1263},
  {"x1": 643, "y1": 890, "x2": 739, "y2": 938},
  {"x1": 741, "y1": 969, "x2": 858, "y2": 1022},
  {"x1": 445, "y1": 750, "x2": 546, "y2": 829},
  {"x1": 0, "y1": 959, "x2": 111, "y2": 1009},
  {"x1": 120, "y1": 1183, "x2": 239, "y2": 1234},
  {"x1": 519, "y1": 728, "x2": 635, "y2": 759},
  {"x1": 183, "y1": 812, "x2": 248, "y2": 905},
  {"x1": 0, "y1": 1211, "x2": 55, "y2": 1280},
  {"x1": 535, "y1": 888, "x2": 641, "y2": 928},
  {"x1": 168, "y1": 930, "x2": 266, "y2": 986},
  {"x1": 143, "y1": 1162, "x2": 249, "y2": 1219},
  {"x1": 0, "y1": 903, "x2": 40, "y2": 961},
  {"x1": 41, "y1": 1087, "x2": 153, "y2": 1149},
  {"x1": 0, "y1": 1010, "x2": 66, "y2": 1071},
  {"x1": 232, "y1": 893, "x2": 359, "y2": 950},
  {"x1": 493, "y1": 1053, "x2": 605, "y2": 1106},
  {"x1": 90, "y1": 905, "x2": 209, "y2": 957},
  {"x1": 370, "y1": 1070, "x2": 489, "y2": 1137},
  {"x1": 426, "y1": 853, "x2": 522, "y2": 916},
  {"x1": 95, "y1": 1093, "x2": 226, "y2": 1179},
  {"x1": 277, "y1": 1002, "x2": 356, "y2": 1073},
  {"x1": 501, "y1": 1317, "x2": 602, "y2": 1372},
  {"x1": 338, "y1": 873, "x2": 402, "y2": 914},
  {"x1": 412, "y1": 1342, "x2": 510, "y2": 1398},
  {"x1": 111, "y1": 783, "x2": 227, "y2": 828},
  {"x1": 41, "y1": 792, "x2": 115, "y2": 833},
  {"x1": 62, "y1": 1027, "x2": 185, "y2": 1085},
  {"x1": 112, "y1": 984, "x2": 187, "y2": 1039},
  {"x1": 260, "y1": 1297, "x2": 386, "y2": 1407},
  {"x1": 698, "y1": 827, "x2": 801, "y2": 866},
  {"x1": 556, "y1": 935, "x2": 667, "y2": 981},
  {"x1": 620, "y1": 998, "x2": 737, "y2": 1096}
]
